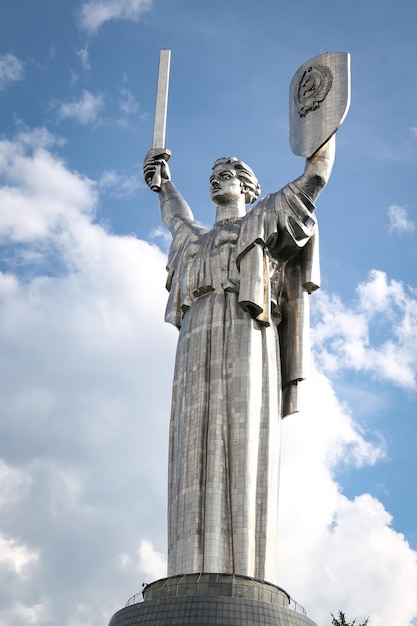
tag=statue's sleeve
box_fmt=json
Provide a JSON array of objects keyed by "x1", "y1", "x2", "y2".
[
  {"x1": 275, "y1": 185, "x2": 320, "y2": 416},
  {"x1": 236, "y1": 187, "x2": 319, "y2": 321},
  {"x1": 236, "y1": 186, "x2": 320, "y2": 417},
  {"x1": 164, "y1": 219, "x2": 207, "y2": 329},
  {"x1": 268, "y1": 184, "x2": 319, "y2": 278}
]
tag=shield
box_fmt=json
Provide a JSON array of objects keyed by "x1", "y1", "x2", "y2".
[{"x1": 289, "y1": 52, "x2": 350, "y2": 157}]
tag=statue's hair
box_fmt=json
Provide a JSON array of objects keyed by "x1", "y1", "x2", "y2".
[{"x1": 212, "y1": 157, "x2": 261, "y2": 205}]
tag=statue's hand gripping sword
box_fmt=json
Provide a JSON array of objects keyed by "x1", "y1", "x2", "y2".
[{"x1": 148, "y1": 49, "x2": 171, "y2": 192}]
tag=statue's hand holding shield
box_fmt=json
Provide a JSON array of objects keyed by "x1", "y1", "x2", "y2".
[{"x1": 290, "y1": 52, "x2": 350, "y2": 157}]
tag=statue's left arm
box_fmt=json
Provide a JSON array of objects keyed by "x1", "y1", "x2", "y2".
[{"x1": 271, "y1": 135, "x2": 336, "y2": 416}]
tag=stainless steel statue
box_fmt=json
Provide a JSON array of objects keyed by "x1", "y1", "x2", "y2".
[{"x1": 143, "y1": 52, "x2": 350, "y2": 585}]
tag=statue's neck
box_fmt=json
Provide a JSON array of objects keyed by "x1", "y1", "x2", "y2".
[{"x1": 214, "y1": 201, "x2": 246, "y2": 224}]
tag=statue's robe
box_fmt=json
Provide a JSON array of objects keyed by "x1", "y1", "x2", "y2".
[{"x1": 164, "y1": 182, "x2": 319, "y2": 582}]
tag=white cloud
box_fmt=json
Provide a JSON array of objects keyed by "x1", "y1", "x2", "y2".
[
  {"x1": 98, "y1": 169, "x2": 141, "y2": 197},
  {"x1": 311, "y1": 493, "x2": 417, "y2": 625},
  {"x1": 312, "y1": 270, "x2": 417, "y2": 389},
  {"x1": 387, "y1": 203, "x2": 415, "y2": 234},
  {"x1": 149, "y1": 225, "x2": 171, "y2": 250},
  {"x1": 137, "y1": 540, "x2": 167, "y2": 582},
  {"x1": 119, "y1": 86, "x2": 140, "y2": 117},
  {"x1": 0, "y1": 130, "x2": 96, "y2": 242},
  {"x1": 0, "y1": 53, "x2": 24, "y2": 90},
  {"x1": 3, "y1": 603, "x2": 48, "y2": 625},
  {"x1": 12, "y1": 124, "x2": 66, "y2": 151},
  {"x1": 75, "y1": 44, "x2": 91, "y2": 72},
  {"x1": 278, "y1": 371, "x2": 417, "y2": 626},
  {"x1": 79, "y1": 0, "x2": 153, "y2": 34},
  {"x1": 56, "y1": 90, "x2": 105, "y2": 124},
  {"x1": 0, "y1": 534, "x2": 39, "y2": 575},
  {"x1": 0, "y1": 130, "x2": 174, "y2": 624},
  {"x1": 0, "y1": 459, "x2": 31, "y2": 508}
]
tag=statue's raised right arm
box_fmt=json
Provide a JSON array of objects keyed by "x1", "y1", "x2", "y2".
[
  {"x1": 291, "y1": 134, "x2": 335, "y2": 205},
  {"x1": 143, "y1": 151, "x2": 194, "y2": 233}
]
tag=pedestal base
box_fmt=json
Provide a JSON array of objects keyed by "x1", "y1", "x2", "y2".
[{"x1": 108, "y1": 574, "x2": 318, "y2": 626}]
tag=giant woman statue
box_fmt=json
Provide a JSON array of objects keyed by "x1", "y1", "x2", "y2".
[{"x1": 144, "y1": 135, "x2": 334, "y2": 584}]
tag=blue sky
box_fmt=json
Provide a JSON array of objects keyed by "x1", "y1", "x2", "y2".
[{"x1": 0, "y1": 1, "x2": 417, "y2": 625}]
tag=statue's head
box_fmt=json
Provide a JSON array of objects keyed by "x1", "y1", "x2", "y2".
[{"x1": 211, "y1": 157, "x2": 261, "y2": 205}]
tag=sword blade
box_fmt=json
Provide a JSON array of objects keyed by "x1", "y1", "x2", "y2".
[{"x1": 152, "y1": 49, "x2": 171, "y2": 149}]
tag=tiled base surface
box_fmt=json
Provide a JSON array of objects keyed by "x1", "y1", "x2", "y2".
[{"x1": 108, "y1": 595, "x2": 318, "y2": 626}]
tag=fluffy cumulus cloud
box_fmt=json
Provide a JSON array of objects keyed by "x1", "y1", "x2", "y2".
[
  {"x1": 137, "y1": 540, "x2": 166, "y2": 582},
  {"x1": 278, "y1": 372, "x2": 417, "y2": 626},
  {"x1": 56, "y1": 90, "x2": 105, "y2": 124},
  {"x1": 79, "y1": 0, "x2": 153, "y2": 34},
  {"x1": 0, "y1": 127, "x2": 175, "y2": 625},
  {"x1": 0, "y1": 127, "x2": 417, "y2": 625},
  {"x1": 0, "y1": 53, "x2": 24, "y2": 90},
  {"x1": 312, "y1": 270, "x2": 417, "y2": 390}
]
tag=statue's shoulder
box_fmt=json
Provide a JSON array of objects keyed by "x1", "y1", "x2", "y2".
[
  {"x1": 243, "y1": 188, "x2": 288, "y2": 222},
  {"x1": 245, "y1": 193, "x2": 273, "y2": 217},
  {"x1": 171, "y1": 216, "x2": 209, "y2": 240},
  {"x1": 168, "y1": 218, "x2": 209, "y2": 266}
]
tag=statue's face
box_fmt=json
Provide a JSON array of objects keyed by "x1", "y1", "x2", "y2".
[{"x1": 209, "y1": 165, "x2": 243, "y2": 204}]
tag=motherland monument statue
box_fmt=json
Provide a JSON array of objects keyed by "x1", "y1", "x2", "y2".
[{"x1": 108, "y1": 50, "x2": 350, "y2": 626}]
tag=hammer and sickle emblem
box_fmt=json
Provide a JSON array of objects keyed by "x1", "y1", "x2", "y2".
[{"x1": 295, "y1": 64, "x2": 333, "y2": 118}]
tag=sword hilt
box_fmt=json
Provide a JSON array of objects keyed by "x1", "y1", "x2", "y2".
[{"x1": 146, "y1": 148, "x2": 171, "y2": 192}]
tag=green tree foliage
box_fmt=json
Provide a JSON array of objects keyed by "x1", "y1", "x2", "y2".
[{"x1": 331, "y1": 611, "x2": 369, "y2": 626}]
